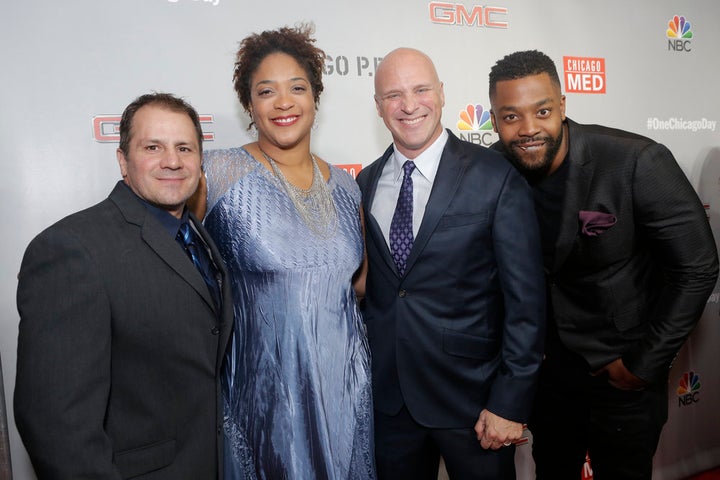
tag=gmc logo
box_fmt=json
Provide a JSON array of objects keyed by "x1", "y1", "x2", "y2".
[
  {"x1": 93, "y1": 115, "x2": 216, "y2": 143},
  {"x1": 429, "y1": 2, "x2": 509, "y2": 28}
]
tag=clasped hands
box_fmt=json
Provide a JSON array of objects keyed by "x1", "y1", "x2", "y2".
[{"x1": 474, "y1": 409, "x2": 523, "y2": 450}]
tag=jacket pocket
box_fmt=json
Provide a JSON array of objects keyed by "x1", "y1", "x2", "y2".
[
  {"x1": 114, "y1": 438, "x2": 175, "y2": 479},
  {"x1": 437, "y1": 211, "x2": 488, "y2": 230},
  {"x1": 442, "y1": 328, "x2": 498, "y2": 360}
]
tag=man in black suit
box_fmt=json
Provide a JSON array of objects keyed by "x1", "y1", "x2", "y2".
[
  {"x1": 356, "y1": 47, "x2": 546, "y2": 480},
  {"x1": 488, "y1": 50, "x2": 719, "y2": 480},
  {"x1": 15, "y1": 93, "x2": 233, "y2": 479}
]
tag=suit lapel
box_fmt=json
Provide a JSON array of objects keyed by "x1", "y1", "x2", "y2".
[
  {"x1": 552, "y1": 120, "x2": 596, "y2": 272},
  {"x1": 109, "y1": 182, "x2": 218, "y2": 313},
  {"x1": 364, "y1": 133, "x2": 466, "y2": 278},
  {"x1": 404, "y1": 132, "x2": 466, "y2": 275},
  {"x1": 191, "y1": 212, "x2": 233, "y2": 368},
  {"x1": 360, "y1": 145, "x2": 392, "y2": 214},
  {"x1": 364, "y1": 146, "x2": 402, "y2": 276}
]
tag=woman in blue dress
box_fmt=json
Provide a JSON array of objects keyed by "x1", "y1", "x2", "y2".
[{"x1": 193, "y1": 24, "x2": 375, "y2": 479}]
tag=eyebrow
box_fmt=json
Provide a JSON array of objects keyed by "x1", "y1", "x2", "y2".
[
  {"x1": 379, "y1": 83, "x2": 434, "y2": 95},
  {"x1": 141, "y1": 138, "x2": 196, "y2": 148},
  {"x1": 254, "y1": 77, "x2": 309, "y2": 87},
  {"x1": 497, "y1": 97, "x2": 554, "y2": 112}
]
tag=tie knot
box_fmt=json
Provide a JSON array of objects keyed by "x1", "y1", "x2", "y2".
[{"x1": 403, "y1": 160, "x2": 416, "y2": 177}]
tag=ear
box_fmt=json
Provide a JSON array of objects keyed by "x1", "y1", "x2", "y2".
[
  {"x1": 439, "y1": 81, "x2": 445, "y2": 107},
  {"x1": 116, "y1": 149, "x2": 128, "y2": 179},
  {"x1": 490, "y1": 110, "x2": 498, "y2": 133},
  {"x1": 374, "y1": 95, "x2": 383, "y2": 118},
  {"x1": 560, "y1": 94, "x2": 567, "y2": 121}
]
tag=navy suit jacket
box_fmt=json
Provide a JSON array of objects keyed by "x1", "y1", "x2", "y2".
[
  {"x1": 505, "y1": 118, "x2": 718, "y2": 384},
  {"x1": 15, "y1": 181, "x2": 233, "y2": 479},
  {"x1": 357, "y1": 131, "x2": 546, "y2": 428}
]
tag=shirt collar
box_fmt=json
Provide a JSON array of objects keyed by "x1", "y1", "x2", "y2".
[
  {"x1": 392, "y1": 128, "x2": 448, "y2": 183},
  {"x1": 121, "y1": 181, "x2": 188, "y2": 237}
]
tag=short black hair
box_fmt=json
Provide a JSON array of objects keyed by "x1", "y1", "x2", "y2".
[
  {"x1": 489, "y1": 50, "x2": 561, "y2": 98},
  {"x1": 118, "y1": 92, "x2": 202, "y2": 156}
]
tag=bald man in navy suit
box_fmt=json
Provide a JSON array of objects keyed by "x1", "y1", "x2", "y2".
[{"x1": 357, "y1": 47, "x2": 546, "y2": 480}]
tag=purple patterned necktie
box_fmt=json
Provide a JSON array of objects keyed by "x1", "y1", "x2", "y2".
[{"x1": 390, "y1": 160, "x2": 416, "y2": 275}]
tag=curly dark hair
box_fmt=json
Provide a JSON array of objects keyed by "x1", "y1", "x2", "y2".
[
  {"x1": 233, "y1": 23, "x2": 325, "y2": 115},
  {"x1": 488, "y1": 50, "x2": 561, "y2": 99}
]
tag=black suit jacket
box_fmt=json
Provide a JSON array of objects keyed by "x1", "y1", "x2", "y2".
[
  {"x1": 507, "y1": 118, "x2": 718, "y2": 384},
  {"x1": 357, "y1": 131, "x2": 546, "y2": 428},
  {"x1": 15, "y1": 181, "x2": 233, "y2": 479}
]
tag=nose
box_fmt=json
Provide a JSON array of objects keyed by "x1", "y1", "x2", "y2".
[
  {"x1": 274, "y1": 91, "x2": 294, "y2": 110},
  {"x1": 517, "y1": 116, "x2": 540, "y2": 137},
  {"x1": 400, "y1": 92, "x2": 418, "y2": 113},
  {"x1": 160, "y1": 149, "x2": 182, "y2": 169}
]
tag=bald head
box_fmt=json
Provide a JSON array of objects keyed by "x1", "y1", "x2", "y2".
[
  {"x1": 374, "y1": 48, "x2": 440, "y2": 96},
  {"x1": 373, "y1": 47, "x2": 445, "y2": 158}
]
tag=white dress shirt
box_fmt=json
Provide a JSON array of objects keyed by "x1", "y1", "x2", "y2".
[{"x1": 371, "y1": 129, "x2": 449, "y2": 248}]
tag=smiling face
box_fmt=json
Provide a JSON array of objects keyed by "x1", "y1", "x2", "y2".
[
  {"x1": 249, "y1": 52, "x2": 315, "y2": 153},
  {"x1": 374, "y1": 48, "x2": 445, "y2": 159},
  {"x1": 116, "y1": 105, "x2": 202, "y2": 218},
  {"x1": 490, "y1": 72, "x2": 568, "y2": 179}
]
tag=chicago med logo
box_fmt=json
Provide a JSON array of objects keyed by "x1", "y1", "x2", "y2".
[
  {"x1": 563, "y1": 56, "x2": 606, "y2": 94},
  {"x1": 92, "y1": 115, "x2": 216, "y2": 143},
  {"x1": 667, "y1": 15, "x2": 693, "y2": 52},
  {"x1": 429, "y1": 2, "x2": 509, "y2": 28},
  {"x1": 677, "y1": 371, "x2": 701, "y2": 407},
  {"x1": 456, "y1": 104, "x2": 496, "y2": 146}
]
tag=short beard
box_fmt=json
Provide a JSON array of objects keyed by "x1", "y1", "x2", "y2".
[{"x1": 503, "y1": 127, "x2": 563, "y2": 184}]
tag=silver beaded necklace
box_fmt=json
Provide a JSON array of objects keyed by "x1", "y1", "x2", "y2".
[{"x1": 261, "y1": 149, "x2": 338, "y2": 238}]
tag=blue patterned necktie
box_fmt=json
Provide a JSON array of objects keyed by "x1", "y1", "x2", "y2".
[
  {"x1": 177, "y1": 222, "x2": 222, "y2": 312},
  {"x1": 389, "y1": 160, "x2": 416, "y2": 275}
]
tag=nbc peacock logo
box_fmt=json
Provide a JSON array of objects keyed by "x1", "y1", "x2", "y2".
[
  {"x1": 456, "y1": 104, "x2": 496, "y2": 146},
  {"x1": 457, "y1": 104, "x2": 493, "y2": 131},
  {"x1": 667, "y1": 15, "x2": 693, "y2": 38},
  {"x1": 667, "y1": 15, "x2": 693, "y2": 52},
  {"x1": 677, "y1": 370, "x2": 701, "y2": 407}
]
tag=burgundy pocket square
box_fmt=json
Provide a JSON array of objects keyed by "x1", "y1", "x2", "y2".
[{"x1": 579, "y1": 210, "x2": 617, "y2": 236}]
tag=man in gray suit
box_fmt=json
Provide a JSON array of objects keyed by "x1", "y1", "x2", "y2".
[{"x1": 15, "y1": 93, "x2": 233, "y2": 479}]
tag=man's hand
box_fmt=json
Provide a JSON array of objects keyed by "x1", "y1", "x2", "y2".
[
  {"x1": 593, "y1": 358, "x2": 647, "y2": 391},
  {"x1": 474, "y1": 409, "x2": 523, "y2": 450}
]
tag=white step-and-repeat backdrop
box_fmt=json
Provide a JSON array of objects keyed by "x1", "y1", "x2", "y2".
[{"x1": 1, "y1": 1, "x2": 719, "y2": 479}]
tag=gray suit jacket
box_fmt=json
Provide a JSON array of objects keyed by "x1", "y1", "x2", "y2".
[{"x1": 15, "y1": 181, "x2": 233, "y2": 479}]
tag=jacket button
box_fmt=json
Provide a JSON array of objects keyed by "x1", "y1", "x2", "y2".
[
  {"x1": 211, "y1": 326, "x2": 220, "y2": 335},
  {"x1": 398, "y1": 290, "x2": 406, "y2": 298}
]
